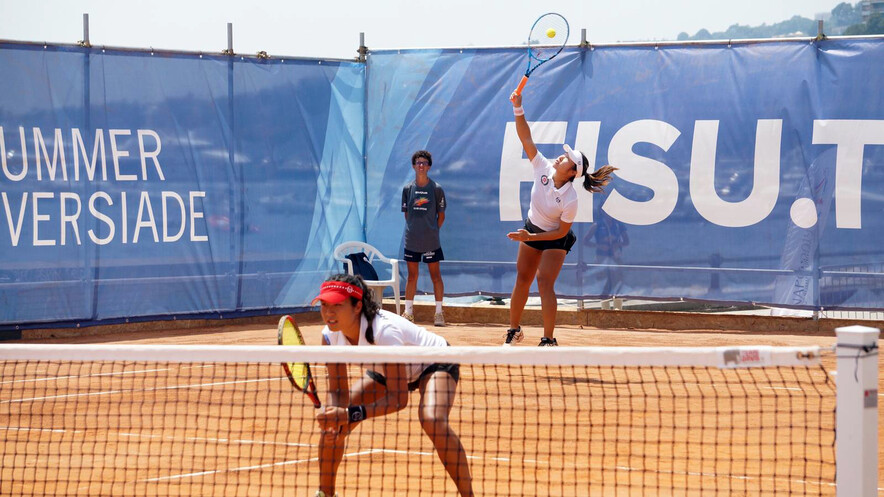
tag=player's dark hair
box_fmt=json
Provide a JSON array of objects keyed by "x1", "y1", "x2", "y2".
[
  {"x1": 412, "y1": 150, "x2": 432, "y2": 167},
  {"x1": 325, "y1": 273, "x2": 380, "y2": 343},
  {"x1": 578, "y1": 153, "x2": 617, "y2": 193}
]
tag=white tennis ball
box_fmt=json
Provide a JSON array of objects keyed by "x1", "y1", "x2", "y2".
[{"x1": 546, "y1": 28, "x2": 556, "y2": 38}]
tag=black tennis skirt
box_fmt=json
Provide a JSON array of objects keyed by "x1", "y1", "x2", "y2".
[
  {"x1": 366, "y1": 363, "x2": 460, "y2": 392},
  {"x1": 523, "y1": 219, "x2": 576, "y2": 252}
]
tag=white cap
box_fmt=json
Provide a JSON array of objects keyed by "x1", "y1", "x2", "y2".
[{"x1": 563, "y1": 144, "x2": 585, "y2": 175}]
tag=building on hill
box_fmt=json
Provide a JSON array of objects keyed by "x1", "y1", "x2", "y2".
[{"x1": 862, "y1": 0, "x2": 884, "y2": 21}]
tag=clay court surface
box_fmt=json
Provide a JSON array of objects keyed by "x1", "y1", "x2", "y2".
[{"x1": 1, "y1": 314, "x2": 882, "y2": 496}]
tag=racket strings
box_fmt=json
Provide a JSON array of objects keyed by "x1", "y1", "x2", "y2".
[
  {"x1": 529, "y1": 14, "x2": 569, "y2": 61},
  {"x1": 290, "y1": 363, "x2": 311, "y2": 389}
]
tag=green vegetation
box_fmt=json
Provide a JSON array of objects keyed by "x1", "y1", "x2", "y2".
[
  {"x1": 843, "y1": 13, "x2": 884, "y2": 34},
  {"x1": 675, "y1": 2, "x2": 881, "y2": 41}
]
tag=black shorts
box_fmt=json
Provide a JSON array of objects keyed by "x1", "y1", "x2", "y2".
[
  {"x1": 403, "y1": 247, "x2": 445, "y2": 263},
  {"x1": 366, "y1": 362, "x2": 460, "y2": 392},
  {"x1": 523, "y1": 219, "x2": 576, "y2": 252}
]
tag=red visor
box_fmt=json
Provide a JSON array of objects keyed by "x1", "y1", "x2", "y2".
[{"x1": 311, "y1": 281, "x2": 364, "y2": 305}]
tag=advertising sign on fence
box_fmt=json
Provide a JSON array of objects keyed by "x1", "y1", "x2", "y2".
[{"x1": 1, "y1": 39, "x2": 882, "y2": 326}]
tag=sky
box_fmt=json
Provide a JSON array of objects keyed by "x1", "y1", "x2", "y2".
[{"x1": 1, "y1": 0, "x2": 844, "y2": 60}]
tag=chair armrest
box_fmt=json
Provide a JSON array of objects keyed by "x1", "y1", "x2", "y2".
[
  {"x1": 339, "y1": 259, "x2": 354, "y2": 275},
  {"x1": 371, "y1": 252, "x2": 392, "y2": 264}
]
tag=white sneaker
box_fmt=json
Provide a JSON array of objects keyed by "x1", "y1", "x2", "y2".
[
  {"x1": 402, "y1": 311, "x2": 414, "y2": 322},
  {"x1": 434, "y1": 311, "x2": 445, "y2": 326}
]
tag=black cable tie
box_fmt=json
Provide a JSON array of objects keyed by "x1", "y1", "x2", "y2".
[{"x1": 835, "y1": 343, "x2": 879, "y2": 381}]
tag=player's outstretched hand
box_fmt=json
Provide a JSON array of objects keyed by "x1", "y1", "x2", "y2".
[{"x1": 507, "y1": 229, "x2": 530, "y2": 242}]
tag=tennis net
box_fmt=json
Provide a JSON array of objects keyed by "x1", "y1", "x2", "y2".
[{"x1": 0, "y1": 331, "x2": 878, "y2": 497}]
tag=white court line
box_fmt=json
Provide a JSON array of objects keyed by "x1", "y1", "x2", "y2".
[
  {"x1": 138, "y1": 445, "x2": 841, "y2": 492},
  {"x1": 1, "y1": 376, "x2": 281, "y2": 403},
  {"x1": 0, "y1": 368, "x2": 174, "y2": 386},
  {"x1": 608, "y1": 464, "x2": 836, "y2": 490},
  {"x1": 3, "y1": 421, "x2": 848, "y2": 491},
  {"x1": 0, "y1": 425, "x2": 312, "y2": 449},
  {"x1": 140, "y1": 455, "x2": 320, "y2": 482},
  {"x1": 0, "y1": 364, "x2": 214, "y2": 386},
  {"x1": 117, "y1": 432, "x2": 314, "y2": 448},
  {"x1": 139, "y1": 448, "x2": 484, "y2": 483},
  {"x1": 2, "y1": 422, "x2": 848, "y2": 493},
  {"x1": 1, "y1": 426, "x2": 85, "y2": 435},
  {"x1": 140, "y1": 449, "x2": 387, "y2": 482}
]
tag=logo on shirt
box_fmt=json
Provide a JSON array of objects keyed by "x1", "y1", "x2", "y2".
[
  {"x1": 414, "y1": 197, "x2": 430, "y2": 207},
  {"x1": 541, "y1": 175, "x2": 549, "y2": 186}
]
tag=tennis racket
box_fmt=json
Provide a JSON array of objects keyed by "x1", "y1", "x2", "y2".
[
  {"x1": 513, "y1": 12, "x2": 570, "y2": 96},
  {"x1": 277, "y1": 314, "x2": 321, "y2": 408}
]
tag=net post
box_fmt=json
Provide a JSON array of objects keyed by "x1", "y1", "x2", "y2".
[
  {"x1": 83, "y1": 13, "x2": 89, "y2": 45},
  {"x1": 357, "y1": 32, "x2": 367, "y2": 63},
  {"x1": 815, "y1": 19, "x2": 827, "y2": 42},
  {"x1": 78, "y1": 13, "x2": 91, "y2": 47},
  {"x1": 835, "y1": 325, "x2": 879, "y2": 497},
  {"x1": 225, "y1": 23, "x2": 234, "y2": 55}
]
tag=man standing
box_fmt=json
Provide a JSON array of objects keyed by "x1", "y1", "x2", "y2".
[{"x1": 401, "y1": 150, "x2": 447, "y2": 326}]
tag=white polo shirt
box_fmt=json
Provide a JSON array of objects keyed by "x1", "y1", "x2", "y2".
[
  {"x1": 322, "y1": 309, "x2": 448, "y2": 382},
  {"x1": 526, "y1": 152, "x2": 579, "y2": 231}
]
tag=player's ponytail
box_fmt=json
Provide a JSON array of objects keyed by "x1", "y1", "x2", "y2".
[{"x1": 581, "y1": 159, "x2": 618, "y2": 193}]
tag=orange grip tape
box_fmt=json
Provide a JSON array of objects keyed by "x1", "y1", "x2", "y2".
[{"x1": 514, "y1": 75, "x2": 529, "y2": 96}]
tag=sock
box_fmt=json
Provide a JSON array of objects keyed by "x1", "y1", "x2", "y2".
[
  {"x1": 405, "y1": 301, "x2": 414, "y2": 313},
  {"x1": 435, "y1": 301, "x2": 443, "y2": 313}
]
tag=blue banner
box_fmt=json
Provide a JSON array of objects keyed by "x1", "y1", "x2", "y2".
[
  {"x1": 365, "y1": 40, "x2": 884, "y2": 311},
  {"x1": 0, "y1": 44, "x2": 365, "y2": 325},
  {"x1": 2, "y1": 38, "x2": 883, "y2": 327}
]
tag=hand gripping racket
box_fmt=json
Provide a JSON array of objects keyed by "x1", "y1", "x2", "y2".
[
  {"x1": 278, "y1": 314, "x2": 321, "y2": 408},
  {"x1": 513, "y1": 13, "x2": 570, "y2": 96}
]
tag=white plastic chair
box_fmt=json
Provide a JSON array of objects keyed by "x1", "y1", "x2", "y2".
[{"x1": 333, "y1": 241, "x2": 402, "y2": 314}]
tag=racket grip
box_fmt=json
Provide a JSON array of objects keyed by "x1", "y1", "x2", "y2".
[{"x1": 513, "y1": 75, "x2": 529, "y2": 96}]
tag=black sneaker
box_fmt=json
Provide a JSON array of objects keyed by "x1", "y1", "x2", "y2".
[
  {"x1": 503, "y1": 327, "x2": 523, "y2": 346},
  {"x1": 538, "y1": 337, "x2": 558, "y2": 346}
]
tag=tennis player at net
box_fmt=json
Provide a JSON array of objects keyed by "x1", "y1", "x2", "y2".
[{"x1": 312, "y1": 273, "x2": 474, "y2": 497}]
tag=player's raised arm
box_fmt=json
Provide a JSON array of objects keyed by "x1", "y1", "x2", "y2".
[{"x1": 510, "y1": 92, "x2": 537, "y2": 161}]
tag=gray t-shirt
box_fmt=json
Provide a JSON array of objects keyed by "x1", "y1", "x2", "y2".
[{"x1": 401, "y1": 178, "x2": 446, "y2": 253}]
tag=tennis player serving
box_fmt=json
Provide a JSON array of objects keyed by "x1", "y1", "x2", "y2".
[
  {"x1": 312, "y1": 273, "x2": 473, "y2": 497},
  {"x1": 505, "y1": 91, "x2": 617, "y2": 347}
]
